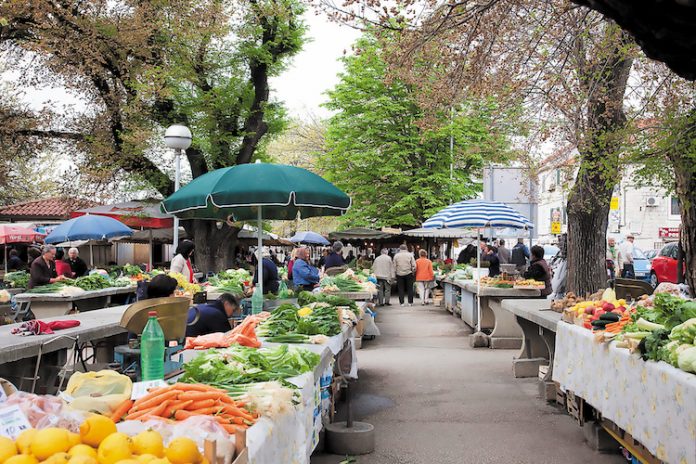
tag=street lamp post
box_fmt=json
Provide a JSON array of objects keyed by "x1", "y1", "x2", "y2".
[{"x1": 164, "y1": 125, "x2": 192, "y2": 251}]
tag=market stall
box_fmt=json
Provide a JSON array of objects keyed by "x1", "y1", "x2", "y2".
[
  {"x1": 13, "y1": 286, "x2": 137, "y2": 319},
  {"x1": 553, "y1": 323, "x2": 696, "y2": 464},
  {"x1": 0, "y1": 288, "x2": 364, "y2": 464},
  {"x1": 552, "y1": 287, "x2": 696, "y2": 463}
]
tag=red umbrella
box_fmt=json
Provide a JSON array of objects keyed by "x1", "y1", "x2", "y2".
[
  {"x1": 0, "y1": 225, "x2": 46, "y2": 273},
  {"x1": 0, "y1": 225, "x2": 46, "y2": 245}
]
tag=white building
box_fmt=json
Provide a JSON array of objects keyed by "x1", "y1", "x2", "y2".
[{"x1": 536, "y1": 145, "x2": 681, "y2": 252}]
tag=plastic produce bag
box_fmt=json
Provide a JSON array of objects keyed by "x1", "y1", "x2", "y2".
[
  {"x1": 65, "y1": 370, "x2": 133, "y2": 414},
  {"x1": 3, "y1": 392, "x2": 63, "y2": 427},
  {"x1": 277, "y1": 281, "x2": 290, "y2": 298}
]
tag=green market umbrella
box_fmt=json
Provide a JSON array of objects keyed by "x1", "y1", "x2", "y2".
[{"x1": 161, "y1": 162, "x2": 351, "y2": 295}]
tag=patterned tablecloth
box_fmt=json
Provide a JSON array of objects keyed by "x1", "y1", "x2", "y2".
[{"x1": 553, "y1": 322, "x2": 696, "y2": 464}]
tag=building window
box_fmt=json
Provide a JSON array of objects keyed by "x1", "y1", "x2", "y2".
[{"x1": 670, "y1": 197, "x2": 681, "y2": 216}]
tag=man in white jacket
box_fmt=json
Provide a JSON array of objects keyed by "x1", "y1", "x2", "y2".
[
  {"x1": 372, "y1": 248, "x2": 395, "y2": 306},
  {"x1": 393, "y1": 244, "x2": 416, "y2": 306}
]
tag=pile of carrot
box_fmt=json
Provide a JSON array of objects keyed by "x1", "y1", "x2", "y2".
[
  {"x1": 604, "y1": 312, "x2": 633, "y2": 334},
  {"x1": 184, "y1": 312, "x2": 271, "y2": 350},
  {"x1": 111, "y1": 383, "x2": 257, "y2": 433}
]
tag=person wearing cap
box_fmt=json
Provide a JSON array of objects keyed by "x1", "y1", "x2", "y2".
[
  {"x1": 28, "y1": 245, "x2": 67, "y2": 289},
  {"x1": 619, "y1": 235, "x2": 636, "y2": 278},
  {"x1": 253, "y1": 247, "x2": 280, "y2": 294}
]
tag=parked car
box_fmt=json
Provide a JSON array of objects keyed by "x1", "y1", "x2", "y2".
[
  {"x1": 644, "y1": 249, "x2": 659, "y2": 261},
  {"x1": 630, "y1": 247, "x2": 652, "y2": 283},
  {"x1": 543, "y1": 245, "x2": 559, "y2": 262},
  {"x1": 651, "y1": 242, "x2": 684, "y2": 287}
]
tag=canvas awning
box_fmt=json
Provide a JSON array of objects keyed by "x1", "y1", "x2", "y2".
[
  {"x1": 71, "y1": 200, "x2": 174, "y2": 229},
  {"x1": 328, "y1": 227, "x2": 392, "y2": 241}
]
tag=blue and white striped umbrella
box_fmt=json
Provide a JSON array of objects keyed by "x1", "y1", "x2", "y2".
[{"x1": 423, "y1": 199, "x2": 534, "y2": 230}]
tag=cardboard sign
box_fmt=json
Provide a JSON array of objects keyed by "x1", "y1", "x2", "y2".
[
  {"x1": 0, "y1": 405, "x2": 32, "y2": 439},
  {"x1": 130, "y1": 379, "x2": 168, "y2": 400}
]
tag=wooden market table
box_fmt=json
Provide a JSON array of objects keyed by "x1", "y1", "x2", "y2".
[
  {"x1": 0, "y1": 304, "x2": 130, "y2": 393},
  {"x1": 13, "y1": 286, "x2": 136, "y2": 320}
]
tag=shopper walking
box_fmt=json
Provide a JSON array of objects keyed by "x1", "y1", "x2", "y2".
[
  {"x1": 393, "y1": 244, "x2": 416, "y2": 306},
  {"x1": 619, "y1": 235, "x2": 635, "y2": 278},
  {"x1": 511, "y1": 238, "x2": 530, "y2": 273},
  {"x1": 606, "y1": 237, "x2": 619, "y2": 280},
  {"x1": 372, "y1": 248, "x2": 395, "y2": 306},
  {"x1": 415, "y1": 249, "x2": 435, "y2": 305}
]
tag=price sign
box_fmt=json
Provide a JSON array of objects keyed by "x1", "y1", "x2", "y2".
[
  {"x1": 0, "y1": 405, "x2": 32, "y2": 439},
  {"x1": 131, "y1": 380, "x2": 168, "y2": 400},
  {"x1": 551, "y1": 221, "x2": 562, "y2": 234}
]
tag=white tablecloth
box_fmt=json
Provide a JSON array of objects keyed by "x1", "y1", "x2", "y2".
[
  {"x1": 553, "y1": 322, "x2": 696, "y2": 464},
  {"x1": 182, "y1": 323, "x2": 357, "y2": 464}
]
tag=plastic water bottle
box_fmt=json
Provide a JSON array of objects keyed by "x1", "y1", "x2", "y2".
[
  {"x1": 141, "y1": 310, "x2": 165, "y2": 380},
  {"x1": 251, "y1": 287, "x2": 264, "y2": 314}
]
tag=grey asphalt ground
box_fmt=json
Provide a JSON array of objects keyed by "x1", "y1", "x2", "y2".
[{"x1": 312, "y1": 299, "x2": 626, "y2": 464}]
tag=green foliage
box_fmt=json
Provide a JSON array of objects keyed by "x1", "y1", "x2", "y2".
[{"x1": 320, "y1": 33, "x2": 515, "y2": 228}]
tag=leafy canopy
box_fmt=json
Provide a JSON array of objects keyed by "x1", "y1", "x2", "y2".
[{"x1": 320, "y1": 33, "x2": 515, "y2": 228}]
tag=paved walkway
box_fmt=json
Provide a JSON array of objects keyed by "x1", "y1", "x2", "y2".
[{"x1": 312, "y1": 300, "x2": 624, "y2": 464}]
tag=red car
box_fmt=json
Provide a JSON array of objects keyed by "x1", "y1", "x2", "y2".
[{"x1": 650, "y1": 242, "x2": 685, "y2": 287}]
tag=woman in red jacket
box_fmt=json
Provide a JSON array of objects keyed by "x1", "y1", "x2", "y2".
[
  {"x1": 415, "y1": 249, "x2": 435, "y2": 305},
  {"x1": 54, "y1": 248, "x2": 74, "y2": 277}
]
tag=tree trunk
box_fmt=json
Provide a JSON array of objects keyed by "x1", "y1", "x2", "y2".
[
  {"x1": 184, "y1": 220, "x2": 240, "y2": 274},
  {"x1": 668, "y1": 110, "x2": 696, "y2": 297},
  {"x1": 566, "y1": 29, "x2": 634, "y2": 296}
]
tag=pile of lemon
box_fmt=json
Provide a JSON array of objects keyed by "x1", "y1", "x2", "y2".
[{"x1": 0, "y1": 415, "x2": 207, "y2": 464}]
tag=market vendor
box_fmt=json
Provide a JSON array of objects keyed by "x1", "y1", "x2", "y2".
[
  {"x1": 482, "y1": 244, "x2": 501, "y2": 277},
  {"x1": 7, "y1": 249, "x2": 26, "y2": 271},
  {"x1": 28, "y1": 245, "x2": 67, "y2": 289},
  {"x1": 67, "y1": 247, "x2": 89, "y2": 277},
  {"x1": 523, "y1": 245, "x2": 552, "y2": 297},
  {"x1": 146, "y1": 274, "x2": 178, "y2": 299},
  {"x1": 292, "y1": 247, "x2": 320, "y2": 291},
  {"x1": 252, "y1": 247, "x2": 280, "y2": 294},
  {"x1": 324, "y1": 241, "x2": 346, "y2": 270},
  {"x1": 170, "y1": 240, "x2": 196, "y2": 283},
  {"x1": 186, "y1": 293, "x2": 239, "y2": 337}
]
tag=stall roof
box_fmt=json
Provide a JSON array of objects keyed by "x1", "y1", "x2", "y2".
[
  {"x1": 328, "y1": 227, "x2": 393, "y2": 240},
  {"x1": 402, "y1": 228, "x2": 472, "y2": 238},
  {"x1": 0, "y1": 197, "x2": 96, "y2": 222},
  {"x1": 71, "y1": 200, "x2": 173, "y2": 229}
]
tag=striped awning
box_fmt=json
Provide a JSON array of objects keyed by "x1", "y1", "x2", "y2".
[{"x1": 423, "y1": 199, "x2": 534, "y2": 230}]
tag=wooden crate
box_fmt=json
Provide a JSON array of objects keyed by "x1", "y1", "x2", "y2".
[
  {"x1": 566, "y1": 390, "x2": 589, "y2": 426},
  {"x1": 554, "y1": 382, "x2": 566, "y2": 407}
]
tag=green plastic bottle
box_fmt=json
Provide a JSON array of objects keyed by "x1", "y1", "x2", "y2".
[
  {"x1": 251, "y1": 287, "x2": 264, "y2": 314},
  {"x1": 140, "y1": 310, "x2": 165, "y2": 380}
]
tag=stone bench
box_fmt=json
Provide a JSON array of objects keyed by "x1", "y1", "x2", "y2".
[{"x1": 501, "y1": 299, "x2": 561, "y2": 400}]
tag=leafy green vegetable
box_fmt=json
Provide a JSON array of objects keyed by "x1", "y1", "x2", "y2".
[
  {"x1": 639, "y1": 328, "x2": 670, "y2": 361},
  {"x1": 180, "y1": 345, "x2": 320, "y2": 385},
  {"x1": 297, "y1": 291, "x2": 358, "y2": 312},
  {"x1": 3, "y1": 271, "x2": 29, "y2": 288},
  {"x1": 256, "y1": 302, "x2": 342, "y2": 339},
  {"x1": 668, "y1": 318, "x2": 696, "y2": 344}
]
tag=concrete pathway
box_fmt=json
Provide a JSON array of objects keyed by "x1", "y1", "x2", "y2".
[{"x1": 312, "y1": 301, "x2": 624, "y2": 464}]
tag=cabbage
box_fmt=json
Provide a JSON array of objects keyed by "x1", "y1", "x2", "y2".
[
  {"x1": 669, "y1": 318, "x2": 696, "y2": 344},
  {"x1": 677, "y1": 346, "x2": 696, "y2": 373}
]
